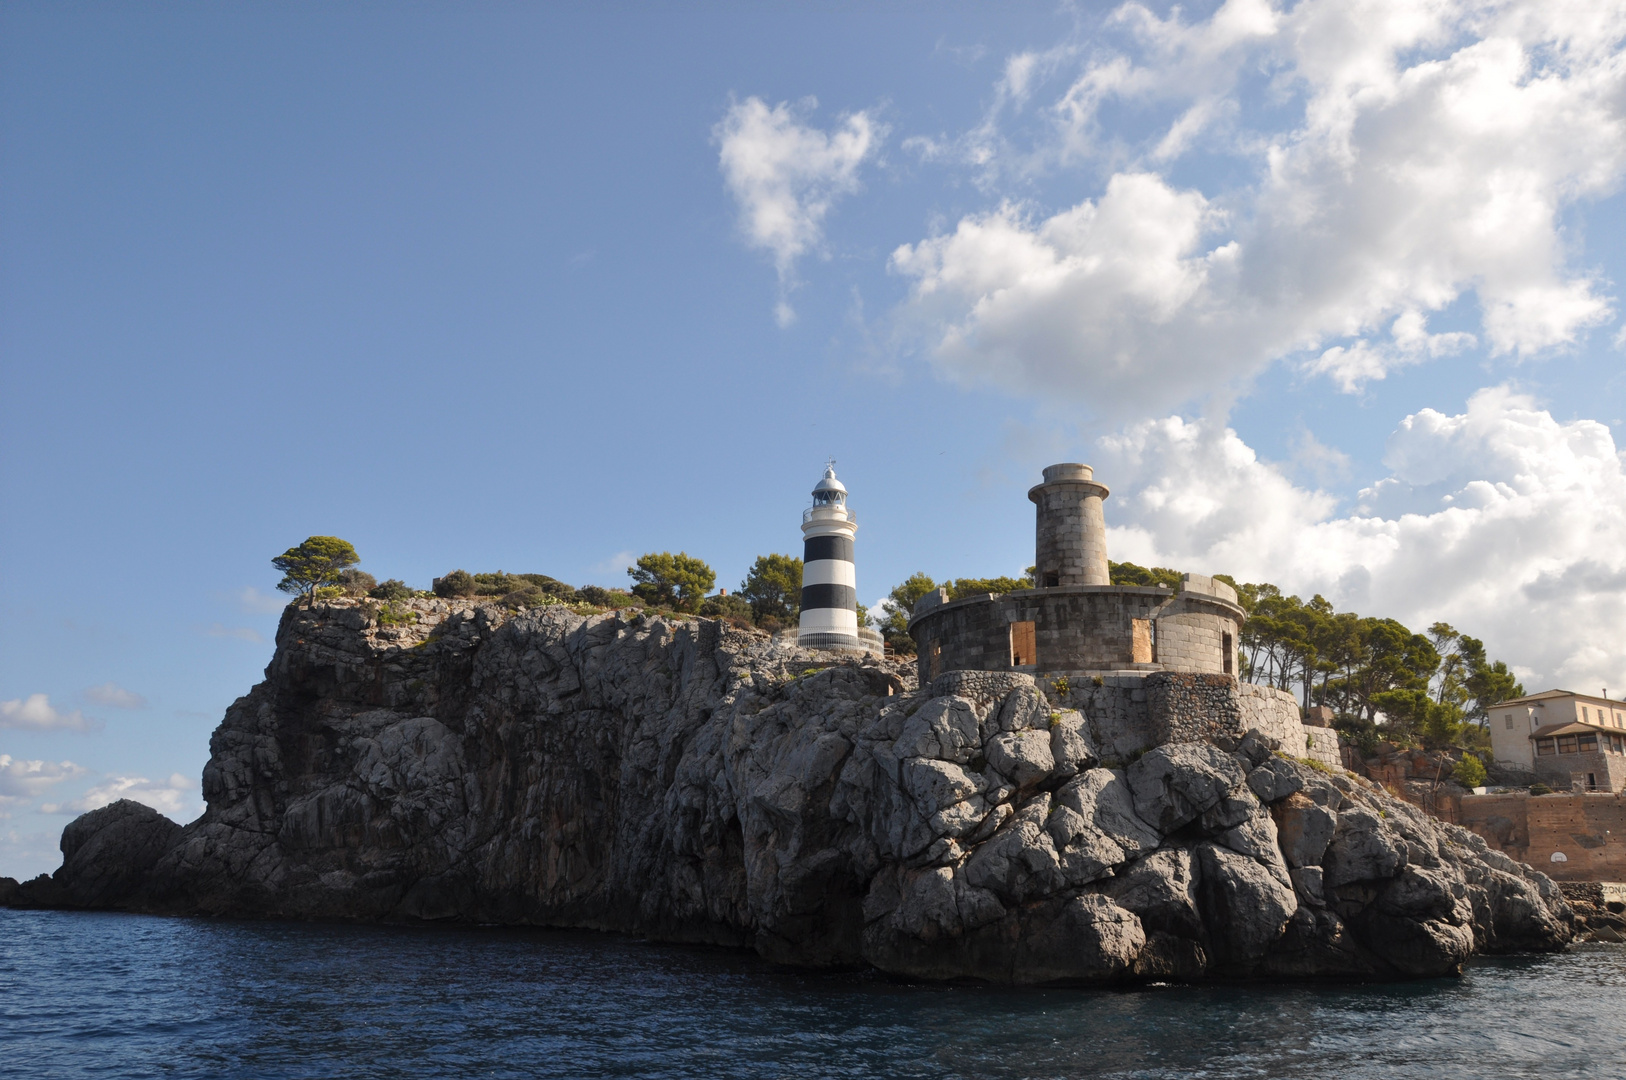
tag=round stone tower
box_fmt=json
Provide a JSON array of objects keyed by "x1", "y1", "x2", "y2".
[
  {"x1": 1028, "y1": 463, "x2": 1111, "y2": 588},
  {"x1": 797, "y1": 462, "x2": 863, "y2": 651}
]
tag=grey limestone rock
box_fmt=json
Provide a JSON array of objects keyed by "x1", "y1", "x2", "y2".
[
  {"x1": 1127, "y1": 743, "x2": 1248, "y2": 833},
  {"x1": 1323, "y1": 808, "x2": 1406, "y2": 887},
  {"x1": 12, "y1": 596, "x2": 1574, "y2": 985},
  {"x1": 9, "y1": 799, "x2": 181, "y2": 910},
  {"x1": 1273, "y1": 792, "x2": 1338, "y2": 869}
]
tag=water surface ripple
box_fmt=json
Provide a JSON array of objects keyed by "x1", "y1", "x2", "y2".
[{"x1": 4, "y1": 909, "x2": 1622, "y2": 1079}]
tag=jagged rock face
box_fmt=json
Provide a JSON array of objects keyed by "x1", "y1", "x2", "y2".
[{"x1": 12, "y1": 598, "x2": 1574, "y2": 984}]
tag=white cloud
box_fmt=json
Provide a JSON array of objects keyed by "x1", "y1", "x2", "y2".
[
  {"x1": 83, "y1": 683, "x2": 146, "y2": 710},
  {"x1": 892, "y1": 0, "x2": 1626, "y2": 416},
  {"x1": 0, "y1": 755, "x2": 86, "y2": 805},
  {"x1": 0, "y1": 694, "x2": 101, "y2": 732},
  {"x1": 589, "y1": 550, "x2": 638, "y2": 579},
  {"x1": 41, "y1": 772, "x2": 196, "y2": 821},
  {"x1": 715, "y1": 96, "x2": 885, "y2": 325},
  {"x1": 206, "y1": 624, "x2": 265, "y2": 643},
  {"x1": 1094, "y1": 385, "x2": 1626, "y2": 689},
  {"x1": 231, "y1": 586, "x2": 288, "y2": 615}
]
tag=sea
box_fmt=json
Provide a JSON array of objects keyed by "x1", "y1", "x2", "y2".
[{"x1": 3, "y1": 908, "x2": 1623, "y2": 1079}]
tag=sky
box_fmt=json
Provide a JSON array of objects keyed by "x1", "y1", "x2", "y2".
[{"x1": 5, "y1": 0, "x2": 1626, "y2": 878}]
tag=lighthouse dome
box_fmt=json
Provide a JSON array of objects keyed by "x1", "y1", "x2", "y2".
[{"x1": 812, "y1": 463, "x2": 847, "y2": 497}]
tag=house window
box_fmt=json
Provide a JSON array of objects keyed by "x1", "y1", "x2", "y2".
[
  {"x1": 1536, "y1": 738, "x2": 1556, "y2": 756},
  {"x1": 1009, "y1": 621, "x2": 1036, "y2": 667},
  {"x1": 1588, "y1": 773, "x2": 1598, "y2": 791},
  {"x1": 1579, "y1": 734, "x2": 1598, "y2": 752},
  {"x1": 1505, "y1": 714, "x2": 1515, "y2": 730},
  {"x1": 1130, "y1": 619, "x2": 1154, "y2": 664},
  {"x1": 928, "y1": 640, "x2": 942, "y2": 680},
  {"x1": 1558, "y1": 735, "x2": 1579, "y2": 754},
  {"x1": 1582, "y1": 706, "x2": 1590, "y2": 722}
]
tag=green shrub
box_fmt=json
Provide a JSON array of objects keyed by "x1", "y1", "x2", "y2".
[
  {"x1": 1333, "y1": 715, "x2": 1381, "y2": 757},
  {"x1": 377, "y1": 603, "x2": 418, "y2": 627},
  {"x1": 1529, "y1": 783, "x2": 1553, "y2": 795},
  {"x1": 334, "y1": 569, "x2": 377, "y2": 597},
  {"x1": 576, "y1": 585, "x2": 636, "y2": 609},
  {"x1": 312, "y1": 585, "x2": 345, "y2": 600},
  {"x1": 500, "y1": 585, "x2": 563, "y2": 610},
  {"x1": 517, "y1": 574, "x2": 578, "y2": 601},
  {"x1": 1451, "y1": 752, "x2": 1487, "y2": 789},
  {"x1": 369, "y1": 579, "x2": 415, "y2": 603},
  {"x1": 434, "y1": 570, "x2": 477, "y2": 598},
  {"x1": 700, "y1": 593, "x2": 754, "y2": 623}
]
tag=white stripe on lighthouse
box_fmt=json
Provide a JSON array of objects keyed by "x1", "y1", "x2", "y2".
[{"x1": 802, "y1": 559, "x2": 856, "y2": 588}]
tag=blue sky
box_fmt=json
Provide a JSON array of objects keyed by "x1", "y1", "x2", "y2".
[{"x1": 6, "y1": 0, "x2": 1626, "y2": 877}]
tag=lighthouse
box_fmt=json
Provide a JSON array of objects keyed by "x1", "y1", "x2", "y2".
[{"x1": 797, "y1": 462, "x2": 880, "y2": 655}]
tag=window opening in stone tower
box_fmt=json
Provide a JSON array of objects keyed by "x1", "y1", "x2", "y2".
[
  {"x1": 928, "y1": 640, "x2": 942, "y2": 680},
  {"x1": 1222, "y1": 633, "x2": 1234, "y2": 676},
  {"x1": 1044, "y1": 572, "x2": 1059, "y2": 588},
  {"x1": 1009, "y1": 621, "x2": 1036, "y2": 667}
]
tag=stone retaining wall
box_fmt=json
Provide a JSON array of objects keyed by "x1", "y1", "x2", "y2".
[{"x1": 1460, "y1": 791, "x2": 1626, "y2": 880}]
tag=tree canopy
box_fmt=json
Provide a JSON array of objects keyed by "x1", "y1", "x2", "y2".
[
  {"x1": 1236, "y1": 590, "x2": 1523, "y2": 749},
  {"x1": 628, "y1": 552, "x2": 715, "y2": 612},
  {"x1": 738, "y1": 553, "x2": 803, "y2": 621},
  {"x1": 272, "y1": 536, "x2": 360, "y2": 600}
]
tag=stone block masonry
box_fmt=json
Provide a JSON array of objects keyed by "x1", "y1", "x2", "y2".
[
  {"x1": 1147, "y1": 672, "x2": 1244, "y2": 748},
  {"x1": 1461, "y1": 791, "x2": 1626, "y2": 880},
  {"x1": 1028, "y1": 463, "x2": 1110, "y2": 587}
]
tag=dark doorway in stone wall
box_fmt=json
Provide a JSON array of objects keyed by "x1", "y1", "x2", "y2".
[{"x1": 1223, "y1": 633, "x2": 1234, "y2": 676}]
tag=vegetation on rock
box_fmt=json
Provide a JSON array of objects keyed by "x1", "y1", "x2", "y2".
[
  {"x1": 272, "y1": 536, "x2": 361, "y2": 601},
  {"x1": 628, "y1": 552, "x2": 715, "y2": 613},
  {"x1": 737, "y1": 554, "x2": 802, "y2": 623}
]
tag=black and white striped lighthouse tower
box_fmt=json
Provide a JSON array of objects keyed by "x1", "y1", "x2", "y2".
[{"x1": 797, "y1": 461, "x2": 876, "y2": 654}]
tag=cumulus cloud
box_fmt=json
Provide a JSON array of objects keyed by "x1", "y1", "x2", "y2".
[
  {"x1": 0, "y1": 755, "x2": 86, "y2": 805},
  {"x1": 42, "y1": 772, "x2": 196, "y2": 820},
  {"x1": 892, "y1": 0, "x2": 1626, "y2": 416},
  {"x1": 83, "y1": 683, "x2": 146, "y2": 710},
  {"x1": 716, "y1": 96, "x2": 885, "y2": 325},
  {"x1": 1094, "y1": 385, "x2": 1626, "y2": 688},
  {"x1": 0, "y1": 694, "x2": 101, "y2": 732}
]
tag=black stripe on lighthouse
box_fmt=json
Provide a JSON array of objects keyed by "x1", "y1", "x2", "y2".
[
  {"x1": 804, "y1": 535, "x2": 854, "y2": 563},
  {"x1": 800, "y1": 583, "x2": 857, "y2": 612}
]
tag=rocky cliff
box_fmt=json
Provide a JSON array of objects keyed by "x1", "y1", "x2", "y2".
[{"x1": 3, "y1": 597, "x2": 1574, "y2": 983}]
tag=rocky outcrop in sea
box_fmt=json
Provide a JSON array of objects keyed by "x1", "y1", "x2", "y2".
[{"x1": 2, "y1": 597, "x2": 1574, "y2": 982}]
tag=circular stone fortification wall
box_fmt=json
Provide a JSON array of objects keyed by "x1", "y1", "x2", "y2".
[{"x1": 907, "y1": 584, "x2": 1243, "y2": 684}]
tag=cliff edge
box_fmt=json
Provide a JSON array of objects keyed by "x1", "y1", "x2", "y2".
[{"x1": 3, "y1": 597, "x2": 1574, "y2": 982}]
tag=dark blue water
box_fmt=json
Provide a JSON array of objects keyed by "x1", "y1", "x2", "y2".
[{"x1": 3, "y1": 909, "x2": 1623, "y2": 1079}]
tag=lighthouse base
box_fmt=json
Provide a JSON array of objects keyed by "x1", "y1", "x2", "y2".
[{"x1": 775, "y1": 628, "x2": 885, "y2": 657}]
